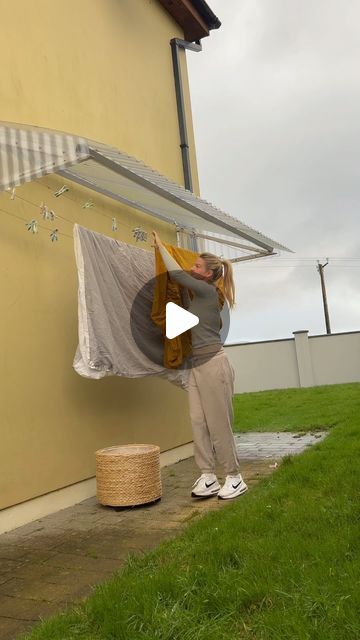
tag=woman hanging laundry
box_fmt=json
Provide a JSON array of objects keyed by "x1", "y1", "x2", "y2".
[{"x1": 151, "y1": 230, "x2": 248, "y2": 500}]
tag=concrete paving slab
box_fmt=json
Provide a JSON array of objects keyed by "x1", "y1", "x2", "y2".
[
  {"x1": 234, "y1": 430, "x2": 327, "y2": 459},
  {"x1": 0, "y1": 617, "x2": 34, "y2": 640}
]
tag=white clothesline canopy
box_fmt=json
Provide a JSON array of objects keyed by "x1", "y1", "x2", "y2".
[{"x1": 0, "y1": 120, "x2": 294, "y2": 261}]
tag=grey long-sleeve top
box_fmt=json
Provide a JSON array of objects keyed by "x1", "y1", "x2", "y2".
[{"x1": 157, "y1": 243, "x2": 222, "y2": 349}]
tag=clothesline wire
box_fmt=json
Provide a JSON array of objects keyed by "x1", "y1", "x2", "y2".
[
  {"x1": 24, "y1": 181, "x2": 360, "y2": 263},
  {"x1": 0, "y1": 184, "x2": 165, "y2": 244},
  {"x1": 8, "y1": 184, "x2": 132, "y2": 234},
  {"x1": 1, "y1": 203, "x2": 360, "y2": 268},
  {"x1": 33, "y1": 178, "x2": 133, "y2": 228},
  {"x1": 1, "y1": 203, "x2": 360, "y2": 266},
  {"x1": 0, "y1": 204, "x2": 74, "y2": 239},
  {"x1": 1, "y1": 185, "x2": 360, "y2": 267}
]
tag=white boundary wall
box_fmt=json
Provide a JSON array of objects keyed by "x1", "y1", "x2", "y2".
[{"x1": 224, "y1": 330, "x2": 360, "y2": 393}]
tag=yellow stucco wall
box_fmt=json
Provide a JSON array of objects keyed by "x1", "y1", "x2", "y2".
[
  {"x1": 0, "y1": 0, "x2": 202, "y2": 510},
  {"x1": 0, "y1": 0, "x2": 200, "y2": 192}
]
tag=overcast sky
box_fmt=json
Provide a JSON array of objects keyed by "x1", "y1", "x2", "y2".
[{"x1": 186, "y1": 0, "x2": 360, "y2": 343}]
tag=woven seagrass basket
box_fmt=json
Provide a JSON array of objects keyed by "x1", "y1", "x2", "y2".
[{"x1": 95, "y1": 444, "x2": 162, "y2": 507}]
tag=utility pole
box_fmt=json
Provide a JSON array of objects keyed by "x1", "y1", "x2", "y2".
[{"x1": 316, "y1": 259, "x2": 331, "y2": 334}]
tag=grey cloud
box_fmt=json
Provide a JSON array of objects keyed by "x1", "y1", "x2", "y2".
[{"x1": 187, "y1": 0, "x2": 360, "y2": 341}]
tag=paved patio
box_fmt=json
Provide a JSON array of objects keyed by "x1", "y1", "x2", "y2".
[{"x1": 0, "y1": 430, "x2": 327, "y2": 640}]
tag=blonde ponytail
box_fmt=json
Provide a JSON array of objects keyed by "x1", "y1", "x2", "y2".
[
  {"x1": 221, "y1": 258, "x2": 236, "y2": 310},
  {"x1": 200, "y1": 253, "x2": 236, "y2": 310}
]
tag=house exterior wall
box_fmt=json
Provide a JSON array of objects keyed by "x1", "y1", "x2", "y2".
[{"x1": 0, "y1": 0, "x2": 202, "y2": 511}]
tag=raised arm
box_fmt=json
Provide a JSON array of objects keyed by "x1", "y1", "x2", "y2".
[{"x1": 154, "y1": 235, "x2": 213, "y2": 297}]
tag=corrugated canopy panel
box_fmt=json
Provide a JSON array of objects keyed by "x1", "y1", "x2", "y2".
[
  {"x1": 59, "y1": 139, "x2": 293, "y2": 254},
  {"x1": 0, "y1": 122, "x2": 293, "y2": 256}
]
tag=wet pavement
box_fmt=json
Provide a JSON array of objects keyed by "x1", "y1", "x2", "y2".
[
  {"x1": 0, "y1": 430, "x2": 328, "y2": 639},
  {"x1": 234, "y1": 430, "x2": 328, "y2": 458}
]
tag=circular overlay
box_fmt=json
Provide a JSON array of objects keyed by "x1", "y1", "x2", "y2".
[{"x1": 130, "y1": 271, "x2": 230, "y2": 369}]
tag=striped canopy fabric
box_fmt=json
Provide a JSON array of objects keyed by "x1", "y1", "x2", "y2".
[{"x1": 0, "y1": 121, "x2": 90, "y2": 191}]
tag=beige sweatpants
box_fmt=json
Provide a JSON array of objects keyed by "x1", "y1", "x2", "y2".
[{"x1": 187, "y1": 344, "x2": 241, "y2": 476}]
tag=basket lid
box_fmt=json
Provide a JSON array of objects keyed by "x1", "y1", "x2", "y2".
[{"x1": 95, "y1": 444, "x2": 159, "y2": 456}]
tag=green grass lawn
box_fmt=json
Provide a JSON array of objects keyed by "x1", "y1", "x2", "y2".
[
  {"x1": 21, "y1": 382, "x2": 360, "y2": 640},
  {"x1": 232, "y1": 383, "x2": 355, "y2": 433}
]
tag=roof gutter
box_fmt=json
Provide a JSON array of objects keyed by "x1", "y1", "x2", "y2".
[{"x1": 190, "y1": 0, "x2": 221, "y2": 31}]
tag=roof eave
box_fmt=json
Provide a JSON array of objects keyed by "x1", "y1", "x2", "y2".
[{"x1": 158, "y1": 0, "x2": 221, "y2": 42}]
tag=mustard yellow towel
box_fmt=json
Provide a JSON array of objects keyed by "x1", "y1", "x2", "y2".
[{"x1": 151, "y1": 242, "x2": 225, "y2": 368}]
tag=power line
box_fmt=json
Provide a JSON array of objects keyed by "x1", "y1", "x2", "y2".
[{"x1": 258, "y1": 257, "x2": 360, "y2": 261}]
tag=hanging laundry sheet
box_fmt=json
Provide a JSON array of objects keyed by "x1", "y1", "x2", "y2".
[{"x1": 72, "y1": 223, "x2": 190, "y2": 390}]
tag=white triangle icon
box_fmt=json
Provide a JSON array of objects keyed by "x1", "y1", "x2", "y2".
[{"x1": 166, "y1": 302, "x2": 199, "y2": 339}]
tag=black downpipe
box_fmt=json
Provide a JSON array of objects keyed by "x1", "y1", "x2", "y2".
[{"x1": 170, "y1": 38, "x2": 202, "y2": 194}]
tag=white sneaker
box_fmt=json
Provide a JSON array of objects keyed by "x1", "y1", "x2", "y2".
[
  {"x1": 191, "y1": 473, "x2": 221, "y2": 498},
  {"x1": 218, "y1": 474, "x2": 248, "y2": 500}
]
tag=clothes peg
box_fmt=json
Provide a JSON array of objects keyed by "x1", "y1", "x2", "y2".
[
  {"x1": 6, "y1": 187, "x2": 16, "y2": 199},
  {"x1": 112, "y1": 218, "x2": 118, "y2": 231},
  {"x1": 25, "y1": 219, "x2": 38, "y2": 233},
  {"x1": 54, "y1": 185, "x2": 69, "y2": 197},
  {"x1": 132, "y1": 227, "x2": 147, "y2": 242},
  {"x1": 82, "y1": 200, "x2": 94, "y2": 209},
  {"x1": 40, "y1": 202, "x2": 50, "y2": 220},
  {"x1": 50, "y1": 229, "x2": 59, "y2": 242}
]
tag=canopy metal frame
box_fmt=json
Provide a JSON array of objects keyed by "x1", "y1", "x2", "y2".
[
  {"x1": 58, "y1": 145, "x2": 293, "y2": 262},
  {"x1": 0, "y1": 120, "x2": 293, "y2": 261}
]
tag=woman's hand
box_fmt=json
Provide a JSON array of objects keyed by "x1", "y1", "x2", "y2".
[{"x1": 151, "y1": 230, "x2": 162, "y2": 249}]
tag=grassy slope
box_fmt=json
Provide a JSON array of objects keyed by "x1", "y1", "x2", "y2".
[{"x1": 21, "y1": 382, "x2": 360, "y2": 640}]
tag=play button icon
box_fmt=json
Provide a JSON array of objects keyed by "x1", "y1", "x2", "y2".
[
  {"x1": 130, "y1": 270, "x2": 231, "y2": 369},
  {"x1": 166, "y1": 302, "x2": 199, "y2": 339}
]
